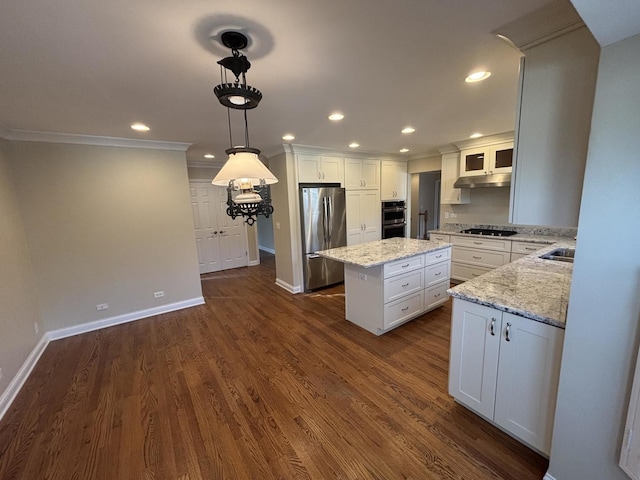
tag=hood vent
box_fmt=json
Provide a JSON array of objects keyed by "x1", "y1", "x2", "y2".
[{"x1": 453, "y1": 173, "x2": 511, "y2": 189}]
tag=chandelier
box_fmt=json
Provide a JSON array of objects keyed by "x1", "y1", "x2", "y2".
[{"x1": 211, "y1": 31, "x2": 277, "y2": 226}]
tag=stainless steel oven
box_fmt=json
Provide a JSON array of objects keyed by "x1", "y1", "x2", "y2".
[{"x1": 382, "y1": 201, "x2": 406, "y2": 239}]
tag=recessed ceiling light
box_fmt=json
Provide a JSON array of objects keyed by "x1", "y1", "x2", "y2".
[
  {"x1": 469, "y1": 132, "x2": 483, "y2": 139},
  {"x1": 349, "y1": 142, "x2": 360, "y2": 148},
  {"x1": 204, "y1": 154, "x2": 215, "y2": 159},
  {"x1": 282, "y1": 134, "x2": 295, "y2": 141},
  {"x1": 328, "y1": 112, "x2": 344, "y2": 121},
  {"x1": 401, "y1": 127, "x2": 415, "y2": 134},
  {"x1": 465, "y1": 71, "x2": 491, "y2": 83},
  {"x1": 131, "y1": 123, "x2": 150, "y2": 132},
  {"x1": 399, "y1": 148, "x2": 410, "y2": 153}
]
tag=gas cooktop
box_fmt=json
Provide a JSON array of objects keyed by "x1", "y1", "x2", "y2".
[{"x1": 460, "y1": 228, "x2": 518, "y2": 237}]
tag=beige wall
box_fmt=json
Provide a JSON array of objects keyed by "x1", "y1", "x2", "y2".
[
  {"x1": 0, "y1": 140, "x2": 44, "y2": 398},
  {"x1": 269, "y1": 151, "x2": 296, "y2": 289},
  {"x1": 8, "y1": 141, "x2": 202, "y2": 331},
  {"x1": 441, "y1": 187, "x2": 511, "y2": 226},
  {"x1": 408, "y1": 154, "x2": 440, "y2": 174}
]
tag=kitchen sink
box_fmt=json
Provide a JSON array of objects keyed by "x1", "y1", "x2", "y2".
[{"x1": 539, "y1": 248, "x2": 575, "y2": 263}]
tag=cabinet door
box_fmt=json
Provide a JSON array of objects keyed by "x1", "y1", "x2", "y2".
[
  {"x1": 460, "y1": 147, "x2": 488, "y2": 177},
  {"x1": 320, "y1": 156, "x2": 343, "y2": 183},
  {"x1": 489, "y1": 142, "x2": 513, "y2": 175},
  {"x1": 346, "y1": 190, "x2": 364, "y2": 245},
  {"x1": 494, "y1": 312, "x2": 564, "y2": 455},
  {"x1": 361, "y1": 159, "x2": 380, "y2": 189},
  {"x1": 381, "y1": 161, "x2": 407, "y2": 200},
  {"x1": 297, "y1": 154, "x2": 322, "y2": 182},
  {"x1": 344, "y1": 158, "x2": 363, "y2": 189},
  {"x1": 360, "y1": 190, "x2": 380, "y2": 243},
  {"x1": 449, "y1": 299, "x2": 501, "y2": 419},
  {"x1": 441, "y1": 153, "x2": 470, "y2": 204}
]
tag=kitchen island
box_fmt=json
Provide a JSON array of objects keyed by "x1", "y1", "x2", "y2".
[{"x1": 317, "y1": 238, "x2": 451, "y2": 335}]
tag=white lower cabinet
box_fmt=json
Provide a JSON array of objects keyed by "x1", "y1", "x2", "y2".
[
  {"x1": 449, "y1": 298, "x2": 564, "y2": 456},
  {"x1": 344, "y1": 248, "x2": 450, "y2": 335}
]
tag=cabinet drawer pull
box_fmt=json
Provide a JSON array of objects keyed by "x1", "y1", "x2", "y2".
[
  {"x1": 473, "y1": 241, "x2": 483, "y2": 245},
  {"x1": 435, "y1": 272, "x2": 441, "y2": 276},
  {"x1": 401, "y1": 306, "x2": 409, "y2": 312},
  {"x1": 402, "y1": 263, "x2": 410, "y2": 268},
  {"x1": 402, "y1": 283, "x2": 409, "y2": 287},
  {"x1": 434, "y1": 293, "x2": 441, "y2": 298},
  {"x1": 435, "y1": 254, "x2": 443, "y2": 258},
  {"x1": 472, "y1": 256, "x2": 482, "y2": 259},
  {"x1": 505, "y1": 322, "x2": 512, "y2": 342},
  {"x1": 471, "y1": 273, "x2": 479, "y2": 277},
  {"x1": 490, "y1": 318, "x2": 496, "y2": 336}
]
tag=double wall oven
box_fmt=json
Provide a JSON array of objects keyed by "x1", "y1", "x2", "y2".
[{"x1": 381, "y1": 201, "x2": 406, "y2": 239}]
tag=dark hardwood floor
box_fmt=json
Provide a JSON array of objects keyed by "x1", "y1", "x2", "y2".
[{"x1": 0, "y1": 252, "x2": 548, "y2": 479}]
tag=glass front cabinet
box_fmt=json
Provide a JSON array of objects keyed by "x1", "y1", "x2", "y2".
[{"x1": 459, "y1": 141, "x2": 513, "y2": 177}]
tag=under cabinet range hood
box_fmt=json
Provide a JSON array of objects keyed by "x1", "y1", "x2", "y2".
[{"x1": 453, "y1": 173, "x2": 511, "y2": 189}]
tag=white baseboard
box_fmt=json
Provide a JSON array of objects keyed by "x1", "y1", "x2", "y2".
[
  {"x1": 275, "y1": 278, "x2": 301, "y2": 294},
  {"x1": 0, "y1": 334, "x2": 49, "y2": 421},
  {"x1": 248, "y1": 259, "x2": 260, "y2": 266},
  {"x1": 47, "y1": 296, "x2": 205, "y2": 341},
  {"x1": 259, "y1": 246, "x2": 275, "y2": 254},
  {"x1": 543, "y1": 473, "x2": 557, "y2": 480}
]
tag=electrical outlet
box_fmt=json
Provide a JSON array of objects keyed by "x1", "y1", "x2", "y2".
[
  {"x1": 34, "y1": 322, "x2": 39, "y2": 335},
  {"x1": 153, "y1": 291, "x2": 164, "y2": 299},
  {"x1": 96, "y1": 303, "x2": 109, "y2": 311},
  {"x1": 358, "y1": 273, "x2": 367, "y2": 281},
  {"x1": 275, "y1": 222, "x2": 281, "y2": 230},
  {"x1": 444, "y1": 212, "x2": 450, "y2": 219}
]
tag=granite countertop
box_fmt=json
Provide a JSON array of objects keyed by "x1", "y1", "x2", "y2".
[
  {"x1": 447, "y1": 241, "x2": 575, "y2": 329},
  {"x1": 429, "y1": 223, "x2": 577, "y2": 245},
  {"x1": 316, "y1": 237, "x2": 451, "y2": 268},
  {"x1": 429, "y1": 229, "x2": 574, "y2": 245}
]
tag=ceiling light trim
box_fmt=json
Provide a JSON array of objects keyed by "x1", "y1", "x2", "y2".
[{"x1": 2, "y1": 129, "x2": 191, "y2": 151}]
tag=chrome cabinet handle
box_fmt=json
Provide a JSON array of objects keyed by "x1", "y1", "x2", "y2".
[
  {"x1": 401, "y1": 306, "x2": 409, "y2": 312},
  {"x1": 490, "y1": 318, "x2": 496, "y2": 336},
  {"x1": 472, "y1": 255, "x2": 482, "y2": 259},
  {"x1": 505, "y1": 322, "x2": 512, "y2": 341},
  {"x1": 435, "y1": 272, "x2": 441, "y2": 276},
  {"x1": 402, "y1": 283, "x2": 409, "y2": 287},
  {"x1": 402, "y1": 263, "x2": 410, "y2": 268}
]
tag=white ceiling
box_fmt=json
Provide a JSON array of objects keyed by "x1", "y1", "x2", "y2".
[{"x1": 0, "y1": 0, "x2": 556, "y2": 165}]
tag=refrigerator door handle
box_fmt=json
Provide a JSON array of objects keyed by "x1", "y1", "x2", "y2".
[
  {"x1": 327, "y1": 196, "x2": 333, "y2": 242},
  {"x1": 322, "y1": 196, "x2": 329, "y2": 244}
]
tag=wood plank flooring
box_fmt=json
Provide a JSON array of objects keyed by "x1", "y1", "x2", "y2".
[{"x1": 0, "y1": 252, "x2": 548, "y2": 479}]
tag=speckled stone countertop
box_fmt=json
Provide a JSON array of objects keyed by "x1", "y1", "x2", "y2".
[
  {"x1": 429, "y1": 223, "x2": 576, "y2": 245},
  {"x1": 447, "y1": 241, "x2": 575, "y2": 329},
  {"x1": 316, "y1": 238, "x2": 451, "y2": 268}
]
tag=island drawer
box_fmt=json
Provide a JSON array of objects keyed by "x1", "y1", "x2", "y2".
[
  {"x1": 384, "y1": 270, "x2": 424, "y2": 303},
  {"x1": 425, "y1": 261, "x2": 450, "y2": 286},
  {"x1": 384, "y1": 291, "x2": 423, "y2": 329},
  {"x1": 426, "y1": 248, "x2": 450, "y2": 265},
  {"x1": 511, "y1": 241, "x2": 545, "y2": 255},
  {"x1": 384, "y1": 254, "x2": 424, "y2": 278},
  {"x1": 452, "y1": 236, "x2": 511, "y2": 252},
  {"x1": 424, "y1": 282, "x2": 449, "y2": 310},
  {"x1": 452, "y1": 246, "x2": 511, "y2": 268}
]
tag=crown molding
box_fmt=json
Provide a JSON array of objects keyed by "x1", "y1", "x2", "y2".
[
  {"x1": 186, "y1": 161, "x2": 222, "y2": 169},
  {"x1": 2, "y1": 129, "x2": 191, "y2": 151},
  {"x1": 286, "y1": 143, "x2": 406, "y2": 161},
  {"x1": 453, "y1": 131, "x2": 514, "y2": 150},
  {"x1": 493, "y1": 0, "x2": 585, "y2": 52}
]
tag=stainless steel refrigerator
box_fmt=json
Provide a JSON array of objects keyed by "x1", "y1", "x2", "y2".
[{"x1": 300, "y1": 185, "x2": 347, "y2": 292}]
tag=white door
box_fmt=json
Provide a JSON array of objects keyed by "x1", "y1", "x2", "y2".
[
  {"x1": 214, "y1": 186, "x2": 249, "y2": 270},
  {"x1": 494, "y1": 312, "x2": 564, "y2": 455},
  {"x1": 449, "y1": 299, "x2": 501, "y2": 420},
  {"x1": 346, "y1": 190, "x2": 364, "y2": 245},
  {"x1": 190, "y1": 182, "x2": 248, "y2": 274}
]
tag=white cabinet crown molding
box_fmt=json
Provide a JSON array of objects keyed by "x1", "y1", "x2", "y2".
[{"x1": 287, "y1": 143, "x2": 406, "y2": 162}]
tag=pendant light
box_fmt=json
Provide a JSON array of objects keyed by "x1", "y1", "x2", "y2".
[{"x1": 211, "y1": 31, "x2": 277, "y2": 226}]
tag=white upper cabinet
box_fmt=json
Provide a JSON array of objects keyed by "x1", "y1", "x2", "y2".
[
  {"x1": 380, "y1": 160, "x2": 407, "y2": 201},
  {"x1": 344, "y1": 158, "x2": 380, "y2": 190},
  {"x1": 441, "y1": 151, "x2": 470, "y2": 205},
  {"x1": 297, "y1": 154, "x2": 344, "y2": 184},
  {"x1": 459, "y1": 141, "x2": 513, "y2": 177}
]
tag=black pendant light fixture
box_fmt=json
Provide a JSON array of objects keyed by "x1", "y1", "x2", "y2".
[{"x1": 211, "y1": 31, "x2": 277, "y2": 226}]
